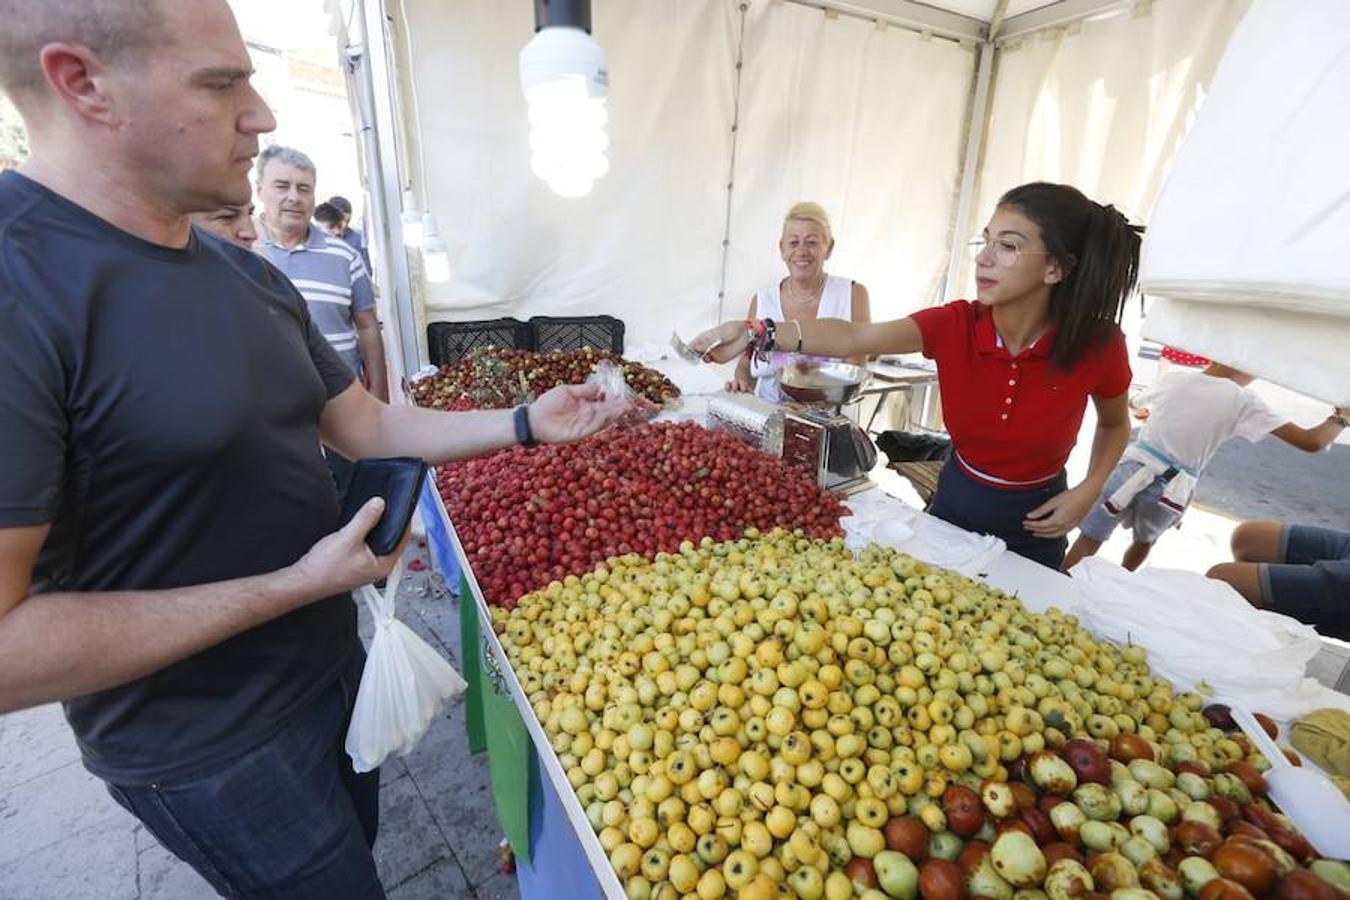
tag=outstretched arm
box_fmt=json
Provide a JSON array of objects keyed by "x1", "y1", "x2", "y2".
[
  {"x1": 319, "y1": 380, "x2": 637, "y2": 464},
  {"x1": 1270, "y1": 409, "x2": 1348, "y2": 452},
  {"x1": 691, "y1": 315, "x2": 922, "y2": 364}
]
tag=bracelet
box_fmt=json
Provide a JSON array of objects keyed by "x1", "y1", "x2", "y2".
[
  {"x1": 1332, "y1": 414, "x2": 1350, "y2": 428},
  {"x1": 744, "y1": 318, "x2": 764, "y2": 351},
  {"x1": 513, "y1": 404, "x2": 537, "y2": 447},
  {"x1": 745, "y1": 318, "x2": 777, "y2": 366}
]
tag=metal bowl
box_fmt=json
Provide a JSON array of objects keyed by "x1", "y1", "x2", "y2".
[{"x1": 778, "y1": 360, "x2": 869, "y2": 405}]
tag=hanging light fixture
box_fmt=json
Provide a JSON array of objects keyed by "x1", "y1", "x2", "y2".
[
  {"x1": 520, "y1": 0, "x2": 609, "y2": 198},
  {"x1": 421, "y1": 213, "x2": 451, "y2": 284}
]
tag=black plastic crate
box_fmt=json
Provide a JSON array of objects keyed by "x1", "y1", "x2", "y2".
[
  {"x1": 426, "y1": 318, "x2": 532, "y2": 366},
  {"x1": 529, "y1": 315, "x2": 625, "y2": 354}
]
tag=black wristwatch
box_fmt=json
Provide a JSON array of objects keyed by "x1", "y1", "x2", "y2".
[{"x1": 513, "y1": 404, "x2": 537, "y2": 447}]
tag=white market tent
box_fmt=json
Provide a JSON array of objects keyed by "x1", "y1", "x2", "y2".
[
  {"x1": 328, "y1": 0, "x2": 1349, "y2": 406},
  {"x1": 1139, "y1": 0, "x2": 1350, "y2": 407}
]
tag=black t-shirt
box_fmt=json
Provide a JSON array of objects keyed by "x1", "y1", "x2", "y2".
[{"x1": 0, "y1": 172, "x2": 358, "y2": 785}]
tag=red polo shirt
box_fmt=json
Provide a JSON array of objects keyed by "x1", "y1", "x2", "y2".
[{"x1": 912, "y1": 300, "x2": 1131, "y2": 487}]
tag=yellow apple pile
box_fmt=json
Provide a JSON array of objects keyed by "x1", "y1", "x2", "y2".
[{"x1": 492, "y1": 530, "x2": 1229, "y2": 900}]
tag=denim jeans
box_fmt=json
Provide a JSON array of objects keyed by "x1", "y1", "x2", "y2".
[{"x1": 105, "y1": 651, "x2": 383, "y2": 899}]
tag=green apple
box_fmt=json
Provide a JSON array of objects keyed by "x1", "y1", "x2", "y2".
[{"x1": 873, "y1": 850, "x2": 919, "y2": 900}]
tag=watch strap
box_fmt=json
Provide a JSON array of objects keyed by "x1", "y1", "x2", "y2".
[{"x1": 513, "y1": 404, "x2": 537, "y2": 447}]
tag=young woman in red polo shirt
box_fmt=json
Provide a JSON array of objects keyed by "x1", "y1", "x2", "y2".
[{"x1": 691, "y1": 181, "x2": 1141, "y2": 569}]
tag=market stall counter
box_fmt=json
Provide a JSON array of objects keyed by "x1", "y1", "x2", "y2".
[
  {"x1": 410, "y1": 356, "x2": 1349, "y2": 898},
  {"x1": 416, "y1": 465, "x2": 1349, "y2": 898}
]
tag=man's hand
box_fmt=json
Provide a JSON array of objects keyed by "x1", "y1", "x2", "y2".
[
  {"x1": 528, "y1": 383, "x2": 639, "y2": 444},
  {"x1": 290, "y1": 498, "x2": 406, "y2": 597},
  {"x1": 1023, "y1": 483, "x2": 1099, "y2": 540},
  {"x1": 690, "y1": 321, "x2": 751, "y2": 364}
]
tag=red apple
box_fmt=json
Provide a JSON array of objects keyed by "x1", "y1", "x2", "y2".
[
  {"x1": 957, "y1": 841, "x2": 990, "y2": 879},
  {"x1": 943, "y1": 785, "x2": 986, "y2": 839},
  {"x1": 919, "y1": 858, "x2": 967, "y2": 900},
  {"x1": 1110, "y1": 733, "x2": 1155, "y2": 763},
  {"x1": 886, "y1": 816, "x2": 931, "y2": 861},
  {"x1": 847, "y1": 856, "x2": 879, "y2": 890},
  {"x1": 1225, "y1": 762, "x2": 1269, "y2": 798},
  {"x1": 1062, "y1": 739, "x2": 1111, "y2": 785}
]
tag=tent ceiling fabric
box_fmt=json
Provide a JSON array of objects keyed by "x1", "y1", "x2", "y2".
[
  {"x1": 402, "y1": 0, "x2": 973, "y2": 348},
  {"x1": 399, "y1": 0, "x2": 737, "y2": 345},
  {"x1": 388, "y1": 0, "x2": 1341, "y2": 401},
  {"x1": 725, "y1": 2, "x2": 974, "y2": 325},
  {"x1": 1140, "y1": 0, "x2": 1350, "y2": 406},
  {"x1": 896, "y1": 0, "x2": 1245, "y2": 317},
  {"x1": 964, "y1": 0, "x2": 1249, "y2": 299}
]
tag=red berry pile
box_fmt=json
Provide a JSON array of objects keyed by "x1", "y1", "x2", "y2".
[{"x1": 438, "y1": 421, "x2": 845, "y2": 606}]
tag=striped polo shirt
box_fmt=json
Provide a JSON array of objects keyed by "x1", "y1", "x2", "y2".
[{"x1": 256, "y1": 221, "x2": 375, "y2": 375}]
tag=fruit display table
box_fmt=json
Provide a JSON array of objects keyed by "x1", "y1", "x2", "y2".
[
  {"x1": 419, "y1": 472, "x2": 622, "y2": 897},
  {"x1": 416, "y1": 473, "x2": 1270, "y2": 900},
  {"x1": 413, "y1": 407, "x2": 1350, "y2": 900}
]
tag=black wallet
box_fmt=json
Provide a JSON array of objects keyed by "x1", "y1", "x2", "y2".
[{"x1": 338, "y1": 457, "x2": 430, "y2": 556}]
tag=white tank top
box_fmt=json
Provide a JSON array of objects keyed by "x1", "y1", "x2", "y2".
[{"x1": 750, "y1": 274, "x2": 855, "y2": 404}]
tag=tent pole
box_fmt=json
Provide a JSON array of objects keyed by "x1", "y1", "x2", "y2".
[
  {"x1": 942, "y1": 39, "x2": 995, "y2": 302},
  {"x1": 783, "y1": 0, "x2": 985, "y2": 43},
  {"x1": 997, "y1": 0, "x2": 1131, "y2": 44},
  {"x1": 715, "y1": 2, "x2": 750, "y2": 325},
  {"x1": 352, "y1": 0, "x2": 422, "y2": 381}
]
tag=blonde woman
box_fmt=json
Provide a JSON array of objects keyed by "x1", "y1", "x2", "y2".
[{"x1": 729, "y1": 202, "x2": 871, "y2": 400}]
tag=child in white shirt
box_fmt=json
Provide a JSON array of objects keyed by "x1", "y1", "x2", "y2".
[{"x1": 1063, "y1": 363, "x2": 1349, "y2": 572}]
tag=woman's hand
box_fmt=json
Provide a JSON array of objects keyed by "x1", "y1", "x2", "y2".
[
  {"x1": 726, "y1": 367, "x2": 755, "y2": 393},
  {"x1": 1023, "y1": 483, "x2": 1100, "y2": 539},
  {"x1": 689, "y1": 321, "x2": 750, "y2": 364}
]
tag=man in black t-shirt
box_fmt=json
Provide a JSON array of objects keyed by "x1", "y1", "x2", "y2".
[{"x1": 0, "y1": 2, "x2": 632, "y2": 898}]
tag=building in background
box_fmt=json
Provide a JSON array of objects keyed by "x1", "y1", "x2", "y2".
[
  {"x1": 0, "y1": 3, "x2": 363, "y2": 222},
  {"x1": 0, "y1": 94, "x2": 27, "y2": 171},
  {"x1": 230, "y1": 0, "x2": 366, "y2": 227}
]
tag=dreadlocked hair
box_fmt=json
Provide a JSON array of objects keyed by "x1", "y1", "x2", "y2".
[{"x1": 997, "y1": 182, "x2": 1142, "y2": 371}]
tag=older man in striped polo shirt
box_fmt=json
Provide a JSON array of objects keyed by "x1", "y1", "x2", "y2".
[{"x1": 255, "y1": 145, "x2": 388, "y2": 401}]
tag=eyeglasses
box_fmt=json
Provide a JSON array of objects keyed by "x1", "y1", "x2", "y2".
[{"x1": 967, "y1": 236, "x2": 1052, "y2": 268}]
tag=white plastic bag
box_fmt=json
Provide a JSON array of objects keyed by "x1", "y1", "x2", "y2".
[
  {"x1": 840, "y1": 491, "x2": 915, "y2": 553},
  {"x1": 896, "y1": 514, "x2": 1006, "y2": 578},
  {"x1": 345, "y1": 560, "x2": 467, "y2": 773},
  {"x1": 839, "y1": 490, "x2": 1003, "y2": 575},
  {"x1": 585, "y1": 360, "x2": 660, "y2": 425},
  {"x1": 1070, "y1": 557, "x2": 1344, "y2": 720}
]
